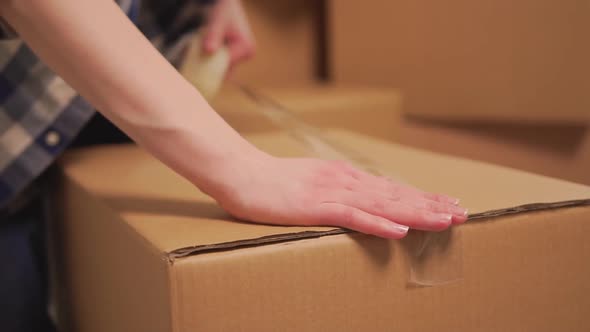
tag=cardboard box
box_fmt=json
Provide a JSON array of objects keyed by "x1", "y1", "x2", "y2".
[
  {"x1": 213, "y1": 84, "x2": 402, "y2": 135},
  {"x1": 53, "y1": 128, "x2": 590, "y2": 332},
  {"x1": 229, "y1": 0, "x2": 323, "y2": 85},
  {"x1": 212, "y1": 85, "x2": 590, "y2": 185},
  {"x1": 396, "y1": 118, "x2": 590, "y2": 187},
  {"x1": 327, "y1": 0, "x2": 590, "y2": 123}
]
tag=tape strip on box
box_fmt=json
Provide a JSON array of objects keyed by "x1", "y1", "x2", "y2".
[{"x1": 238, "y1": 85, "x2": 463, "y2": 285}]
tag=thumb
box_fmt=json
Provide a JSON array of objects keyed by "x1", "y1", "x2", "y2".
[
  {"x1": 203, "y1": 19, "x2": 226, "y2": 54},
  {"x1": 227, "y1": 33, "x2": 255, "y2": 65}
]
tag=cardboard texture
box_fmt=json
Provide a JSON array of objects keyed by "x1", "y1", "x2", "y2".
[
  {"x1": 230, "y1": 0, "x2": 323, "y2": 85},
  {"x1": 213, "y1": 85, "x2": 590, "y2": 185},
  {"x1": 327, "y1": 0, "x2": 590, "y2": 123},
  {"x1": 213, "y1": 84, "x2": 403, "y2": 137},
  {"x1": 54, "y1": 128, "x2": 590, "y2": 332}
]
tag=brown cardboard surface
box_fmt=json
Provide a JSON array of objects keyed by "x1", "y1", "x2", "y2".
[
  {"x1": 396, "y1": 117, "x2": 590, "y2": 186},
  {"x1": 327, "y1": 0, "x2": 590, "y2": 123},
  {"x1": 55, "y1": 129, "x2": 590, "y2": 331},
  {"x1": 52, "y1": 177, "x2": 172, "y2": 332},
  {"x1": 60, "y1": 130, "x2": 590, "y2": 255},
  {"x1": 213, "y1": 84, "x2": 404, "y2": 137},
  {"x1": 213, "y1": 85, "x2": 590, "y2": 185},
  {"x1": 230, "y1": 0, "x2": 323, "y2": 85},
  {"x1": 170, "y1": 207, "x2": 590, "y2": 332},
  {"x1": 214, "y1": 84, "x2": 403, "y2": 117},
  {"x1": 59, "y1": 140, "x2": 334, "y2": 255}
]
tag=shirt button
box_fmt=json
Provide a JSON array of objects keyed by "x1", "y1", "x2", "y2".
[{"x1": 45, "y1": 131, "x2": 61, "y2": 147}]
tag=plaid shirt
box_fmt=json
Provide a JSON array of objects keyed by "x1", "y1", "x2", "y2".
[{"x1": 0, "y1": 0, "x2": 213, "y2": 211}]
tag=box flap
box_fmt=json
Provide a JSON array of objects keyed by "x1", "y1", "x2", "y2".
[
  {"x1": 329, "y1": 0, "x2": 590, "y2": 124},
  {"x1": 59, "y1": 130, "x2": 589, "y2": 258},
  {"x1": 215, "y1": 85, "x2": 402, "y2": 116}
]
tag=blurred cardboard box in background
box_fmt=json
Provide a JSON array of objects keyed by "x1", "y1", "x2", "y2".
[
  {"x1": 327, "y1": 0, "x2": 590, "y2": 123},
  {"x1": 230, "y1": 0, "x2": 324, "y2": 85},
  {"x1": 213, "y1": 86, "x2": 590, "y2": 185},
  {"x1": 397, "y1": 118, "x2": 590, "y2": 186},
  {"x1": 221, "y1": 0, "x2": 589, "y2": 184},
  {"x1": 185, "y1": 0, "x2": 590, "y2": 191}
]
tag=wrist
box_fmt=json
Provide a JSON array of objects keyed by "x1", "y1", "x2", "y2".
[{"x1": 189, "y1": 141, "x2": 272, "y2": 200}]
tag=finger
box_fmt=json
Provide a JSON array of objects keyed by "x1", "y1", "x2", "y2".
[
  {"x1": 419, "y1": 190, "x2": 460, "y2": 206},
  {"x1": 227, "y1": 36, "x2": 255, "y2": 65},
  {"x1": 337, "y1": 171, "x2": 465, "y2": 218},
  {"x1": 336, "y1": 163, "x2": 460, "y2": 206},
  {"x1": 316, "y1": 203, "x2": 409, "y2": 239},
  {"x1": 411, "y1": 199, "x2": 468, "y2": 224},
  {"x1": 330, "y1": 161, "x2": 462, "y2": 207},
  {"x1": 338, "y1": 180, "x2": 467, "y2": 223},
  {"x1": 364, "y1": 174, "x2": 461, "y2": 206},
  {"x1": 334, "y1": 192, "x2": 454, "y2": 232},
  {"x1": 223, "y1": 44, "x2": 248, "y2": 80},
  {"x1": 202, "y1": 20, "x2": 226, "y2": 54},
  {"x1": 386, "y1": 181, "x2": 460, "y2": 206}
]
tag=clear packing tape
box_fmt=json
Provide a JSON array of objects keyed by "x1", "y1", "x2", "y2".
[
  {"x1": 179, "y1": 34, "x2": 230, "y2": 101},
  {"x1": 238, "y1": 86, "x2": 398, "y2": 180},
  {"x1": 237, "y1": 85, "x2": 463, "y2": 286},
  {"x1": 176, "y1": 38, "x2": 460, "y2": 285},
  {"x1": 235, "y1": 85, "x2": 590, "y2": 286}
]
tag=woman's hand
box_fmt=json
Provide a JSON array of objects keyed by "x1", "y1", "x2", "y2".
[
  {"x1": 214, "y1": 155, "x2": 468, "y2": 239},
  {"x1": 202, "y1": 0, "x2": 255, "y2": 72},
  {"x1": 1, "y1": 0, "x2": 465, "y2": 241}
]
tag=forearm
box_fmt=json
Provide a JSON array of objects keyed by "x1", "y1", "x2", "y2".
[{"x1": 0, "y1": 0, "x2": 261, "y2": 194}]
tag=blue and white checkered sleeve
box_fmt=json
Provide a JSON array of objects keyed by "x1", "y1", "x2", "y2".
[
  {"x1": 0, "y1": 44, "x2": 95, "y2": 209},
  {"x1": 0, "y1": 18, "x2": 17, "y2": 40},
  {"x1": 0, "y1": 0, "x2": 145, "y2": 209}
]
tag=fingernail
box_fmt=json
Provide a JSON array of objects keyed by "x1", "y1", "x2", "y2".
[
  {"x1": 451, "y1": 206, "x2": 468, "y2": 216},
  {"x1": 453, "y1": 198, "x2": 461, "y2": 206},
  {"x1": 452, "y1": 209, "x2": 469, "y2": 224},
  {"x1": 392, "y1": 224, "x2": 409, "y2": 234},
  {"x1": 431, "y1": 214, "x2": 453, "y2": 224}
]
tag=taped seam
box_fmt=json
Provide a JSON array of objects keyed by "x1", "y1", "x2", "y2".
[
  {"x1": 167, "y1": 229, "x2": 350, "y2": 260},
  {"x1": 166, "y1": 199, "x2": 590, "y2": 260}
]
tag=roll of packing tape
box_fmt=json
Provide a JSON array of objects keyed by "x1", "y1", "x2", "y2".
[{"x1": 180, "y1": 35, "x2": 230, "y2": 101}]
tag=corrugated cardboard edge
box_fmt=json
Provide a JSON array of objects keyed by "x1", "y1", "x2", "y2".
[
  {"x1": 168, "y1": 87, "x2": 590, "y2": 261},
  {"x1": 468, "y1": 199, "x2": 590, "y2": 220},
  {"x1": 168, "y1": 229, "x2": 351, "y2": 260},
  {"x1": 167, "y1": 199, "x2": 590, "y2": 261}
]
